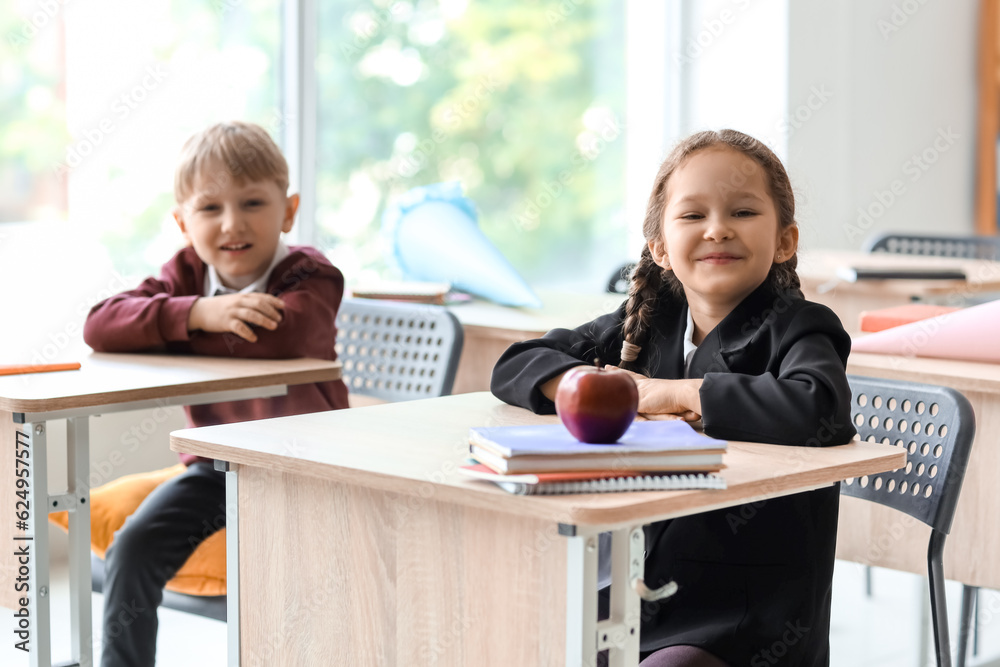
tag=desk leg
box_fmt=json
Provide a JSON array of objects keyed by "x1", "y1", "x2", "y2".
[
  {"x1": 222, "y1": 462, "x2": 240, "y2": 667},
  {"x1": 25, "y1": 421, "x2": 52, "y2": 667},
  {"x1": 66, "y1": 417, "x2": 93, "y2": 667},
  {"x1": 563, "y1": 528, "x2": 598, "y2": 666},
  {"x1": 564, "y1": 526, "x2": 642, "y2": 667}
]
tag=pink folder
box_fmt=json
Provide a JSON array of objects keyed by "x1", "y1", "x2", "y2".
[{"x1": 851, "y1": 299, "x2": 1000, "y2": 362}]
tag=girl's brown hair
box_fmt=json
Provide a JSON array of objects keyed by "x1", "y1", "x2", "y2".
[{"x1": 619, "y1": 129, "x2": 801, "y2": 370}]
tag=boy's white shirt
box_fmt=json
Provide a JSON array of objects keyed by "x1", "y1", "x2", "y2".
[{"x1": 204, "y1": 240, "x2": 289, "y2": 297}]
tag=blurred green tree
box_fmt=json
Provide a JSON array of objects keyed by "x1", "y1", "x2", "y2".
[{"x1": 316, "y1": 0, "x2": 626, "y2": 286}]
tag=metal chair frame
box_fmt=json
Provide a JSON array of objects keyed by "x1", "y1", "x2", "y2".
[
  {"x1": 606, "y1": 262, "x2": 636, "y2": 294},
  {"x1": 845, "y1": 375, "x2": 977, "y2": 667}
]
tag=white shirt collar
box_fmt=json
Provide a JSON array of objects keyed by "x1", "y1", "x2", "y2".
[
  {"x1": 204, "y1": 240, "x2": 290, "y2": 297},
  {"x1": 683, "y1": 306, "x2": 698, "y2": 376}
]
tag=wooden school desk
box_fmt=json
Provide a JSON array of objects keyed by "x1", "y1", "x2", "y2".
[
  {"x1": 0, "y1": 353, "x2": 342, "y2": 667},
  {"x1": 798, "y1": 250, "x2": 1000, "y2": 335},
  {"x1": 841, "y1": 352, "x2": 1000, "y2": 588},
  {"x1": 170, "y1": 392, "x2": 904, "y2": 667}
]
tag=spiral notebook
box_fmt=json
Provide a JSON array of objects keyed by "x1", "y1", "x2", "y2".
[{"x1": 459, "y1": 463, "x2": 726, "y2": 496}]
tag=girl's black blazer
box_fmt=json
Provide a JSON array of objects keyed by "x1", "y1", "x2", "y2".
[{"x1": 490, "y1": 282, "x2": 857, "y2": 667}]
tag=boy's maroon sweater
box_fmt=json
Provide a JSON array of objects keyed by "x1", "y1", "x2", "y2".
[{"x1": 84, "y1": 245, "x2": 349, "y2": 464}]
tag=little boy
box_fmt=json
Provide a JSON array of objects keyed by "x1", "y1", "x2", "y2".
[{"x1": 83, "y1": 121, "x2": 349, "y2": 666}]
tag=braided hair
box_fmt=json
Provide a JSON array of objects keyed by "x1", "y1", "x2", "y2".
[{"x1": 619, "y1": 129, "x2": 802, "y2": 371}]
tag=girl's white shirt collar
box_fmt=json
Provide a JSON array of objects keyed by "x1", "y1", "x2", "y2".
[{"x1": 683, "y1": 306, "x2": 698, "y2": 375}]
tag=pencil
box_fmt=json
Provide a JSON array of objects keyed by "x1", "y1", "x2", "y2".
[{"x1": 0, "y1": 362, "x2": 82, "y2": 377}]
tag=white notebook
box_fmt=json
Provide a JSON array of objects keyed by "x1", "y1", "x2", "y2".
[{"x1": 495, "y1": 473, "x2": 727, "y2": 496}]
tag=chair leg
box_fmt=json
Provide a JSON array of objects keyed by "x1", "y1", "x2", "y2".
[
  {"x1": 865, "y1": 565, "x2": 873, "y2": 597},
  {"x1": 928, "y1": 531, "x2": 952, "y2": 667},
  {"x1": 957, "y1": 585, "x2": 977, "y2": 667},
  {"x1": 973, "y1": 588, "x2": 979, "y2": 657}
]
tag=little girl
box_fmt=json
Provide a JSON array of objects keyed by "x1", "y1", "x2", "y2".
[{"x1": 491, "y1": 129, "x2": 857, "y2": 667}]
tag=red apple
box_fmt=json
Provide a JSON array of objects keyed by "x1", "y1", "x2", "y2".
[{"x1": 555, "y1": 366, "x2": 639, "y2": 443}]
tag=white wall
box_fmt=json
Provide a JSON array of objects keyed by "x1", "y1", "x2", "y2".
[
  {"x1": 667, "y1": 0, "x2": 978, "y2": 253},
  {"x1": 786, "y1": 0, "x2": 978, "y2": 252}
]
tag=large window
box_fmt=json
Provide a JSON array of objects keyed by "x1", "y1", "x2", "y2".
[
  {"x1": 3, "y1": 0, "x2": 633, "y2": 294},
  {"x1": 315, "y1": 0, "x2": 628, "y2": 291},
  {"x1": 1, "y1": 1, "x2": 67, "y2": 222},
  {"x1": 1, "y1": 0, "x2": 283, "y2": 279}
]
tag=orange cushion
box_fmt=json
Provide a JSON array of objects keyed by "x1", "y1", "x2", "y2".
[{"x1": 49, "y1": 464, "x2": 226, "y2": 597}]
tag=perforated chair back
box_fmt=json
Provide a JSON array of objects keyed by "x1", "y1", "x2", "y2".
[
  {"x1": 335, "y1": 298, "x2": 464, "y2": 401},
  {"x1": 864, "y1": 232, "x2": 1000, "y2": 261},
  {"x1": 607, "y1": 262, "x2": 636, "y2": 294},
  {"x1": 843, "y1": 375, "x2": 975, "y2": 534}
]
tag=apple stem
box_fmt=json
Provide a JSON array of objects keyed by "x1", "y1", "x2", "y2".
[{"x1": 593, "y1": 357, "x2": 601, "y2": 370}]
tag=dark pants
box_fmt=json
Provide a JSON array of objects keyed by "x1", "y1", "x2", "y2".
[{"x1": 100, "y1": 462, "x2": 226, "y2": 667}]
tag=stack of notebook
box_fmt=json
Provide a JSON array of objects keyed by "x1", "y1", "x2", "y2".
[
  {"x1": 462, "y1": 420, "x2": 728, "y2": 495},
  {"x1": 349, "y1": 281, "x2": 451, "y2": 305}
]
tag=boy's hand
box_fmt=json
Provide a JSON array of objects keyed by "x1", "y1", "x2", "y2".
[
  {"x1": 188, "y1": 293, "x2": 286, "y2": 343},
  {"x1": 605, "y1": 366, "x2": 702, "y2": 421}
]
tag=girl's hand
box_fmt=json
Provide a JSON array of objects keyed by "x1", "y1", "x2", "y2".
[
  {"x1": 188, "y1": 293, "x2": 286, "y2": 343},
  {"x1": 605, "y1": 365, "x2": 703, "y2": 421}
]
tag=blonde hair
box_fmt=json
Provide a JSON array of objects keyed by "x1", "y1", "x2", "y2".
[
  {"x1": 174, "y1": 121, "x2": 289, "y2": 203},
  {"x1": 619, "y1": 129, "x2": 801, "y2": 369}
]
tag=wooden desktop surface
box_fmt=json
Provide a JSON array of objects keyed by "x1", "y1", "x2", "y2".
[
  {"x1": 844, "y1": 352, "x2": 1000, "y2": 587},
  {"x1": 171, "y1": 392, "x2": 904, "y2": 527},
  {"x1": 0, "y1": 353, "x2": 342, "y2": 610},
  {"x1": 0, "y1": 353, "x2": 342, "y2": 414}
]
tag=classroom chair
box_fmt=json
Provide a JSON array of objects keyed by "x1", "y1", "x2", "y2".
[
  {"x1": 844, "y1": 375, "x2": 976, "y2": 667},
  {"x1": 863, "y1": 231, "x2": 1000, "y2": 260},
  {"x1": 335, "y1": 298, "x2": 465, "y2": 403},
  {"x1": 606, "y1": 262, "x2": 635, "y2": 294}
]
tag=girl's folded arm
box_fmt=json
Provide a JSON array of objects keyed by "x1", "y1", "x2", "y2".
[
  {"x1": 700, "y1": 330, "x2": 856, "y2": 446},
  {"x1": 491, "y1": 309, "x2": 625, "y2": 414}
]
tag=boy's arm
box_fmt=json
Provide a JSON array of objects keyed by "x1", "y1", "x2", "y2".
[
  {"x1": 183, "y1": 255, "x2": 344, "y2": 359},
  {"x1": 83, "y1": 260, "x2": 200, "y2": 353}
]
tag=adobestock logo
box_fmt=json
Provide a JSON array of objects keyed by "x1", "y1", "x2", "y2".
[
  {"x1": 750, "y1": 620, "x2": 811, "y2": 666},
  {"x1": 4, "y1": 0, "x2": 69, "y2": 51},
  {"x1": 877, "y1": 0, "x2": 932, "y2": 40},
  {"x1": 53, "y1": 63, "x2": 169, "y2": 175},
  {"x1": 776, "y1": 85, "x2": 833, "y2": 139},
  {"x1": 674, "y1": 0, "x2": 754, "y2": 65},
  {"x1": 844, "y1": 126, "x2": 958, "y2": 243},
  {"x1": 510, "y1": 115, "x2": 623, "y2": 232}
]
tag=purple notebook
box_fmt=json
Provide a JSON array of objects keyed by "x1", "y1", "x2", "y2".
[{"x1": 469, "y1": 420, "x2": 727, "y2": 458}]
